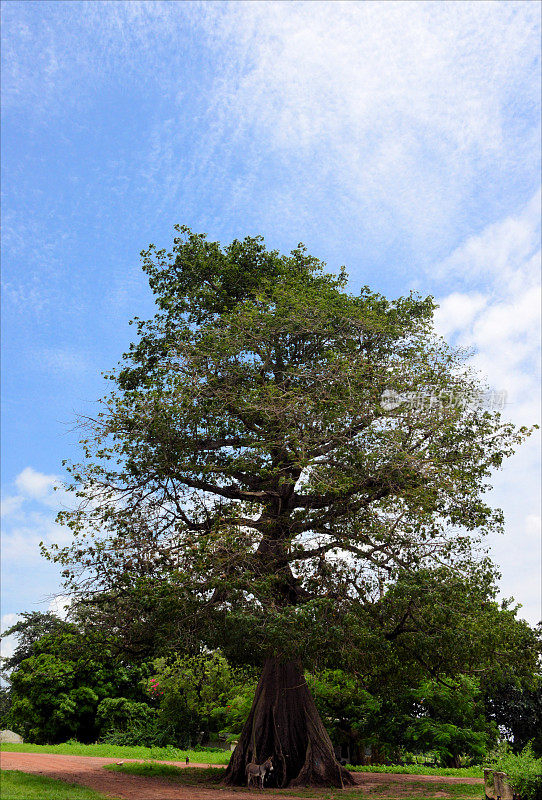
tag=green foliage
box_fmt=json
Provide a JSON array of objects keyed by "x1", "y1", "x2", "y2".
[
  {"x1": 46, "y1": 228, "x2": 534, "y2": 674},
  {"x1": 95, "y1": 696, "x2": 158, "y2": 744},
  {"x1": 150, "y1": 651, "x2": 256, "y2": 746},
  {"x1": 218, "y1": 681, "x2": 255, "y2": 741},
  {"x1": 371, "y1": 570, "x2": 540, "y2": 687},
  {"x1": 308, "y1": 669, "x2": 380, "y2": 758},
  {"x1": 404, "y1": 719, "x2": 486, "y2": 768},
  {"x1": 483, "y1": 676, "x2": 542, "y2": 756},
  {"x1": 401, "y1": 677, "x2": 494, "y2": 767},
  {"x1": 98, "y1": 717, "x2": 169, "y2": 748},
  {"x1": 0, "y1": 685, "x2": 12, "y2": 727},
  {"x1": 4, "y1": 625, "x2": 152, "y2": 744},
  {"x1": 491, "y1": 744, "x2": 542, "y2": 800},
  {"x1": 1, "y1": 612, "x2": 74, "y2": 673}
]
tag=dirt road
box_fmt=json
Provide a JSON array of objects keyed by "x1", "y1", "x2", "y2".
[{"x1": 0, "y1": 751, "x2": 484, "y2": 800}]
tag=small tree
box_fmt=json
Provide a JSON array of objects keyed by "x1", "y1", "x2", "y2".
[
  {"x1": 48, "y1": 229, "x2": 533, "y2": 786},
  {"x1": 150, "y1": 651, "x2": 241, "y2": 746},
  {"x1": 5, "y1": 625, "x2": 151, "y2": 743},
  {"x1": 483, "y1": 677, "x2": 542, "y2": 756}
]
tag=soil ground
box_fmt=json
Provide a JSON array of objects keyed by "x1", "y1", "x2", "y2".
[{"x1": 0, "y1": 751, "x2": 484, "y2": 800}]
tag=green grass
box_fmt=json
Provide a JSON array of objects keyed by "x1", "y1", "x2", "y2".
[
  {"x1": 348, "y1": 766, "x2": 484, "y2": 778},
  {"x1": 0, "y1": 770, "x2": 118, "y2": 800},
  {"x1": 105, "y1": 762, "x2": 484, "y2": 799},
  {"x1": 0, "y1": 740, "x2": 231, "y2": 763}
]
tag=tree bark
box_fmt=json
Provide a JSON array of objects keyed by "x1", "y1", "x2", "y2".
[{"x1": 224, "y1": 658, "x2": 354, "y2": 788}]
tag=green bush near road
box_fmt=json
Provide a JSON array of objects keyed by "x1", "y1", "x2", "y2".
[{"x1": 491, "y1": 745, "x2": 542, "y2": 800}]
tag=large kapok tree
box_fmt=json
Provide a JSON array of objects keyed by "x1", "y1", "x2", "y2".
[{"x1": 47, "y1": 228, "x2": 533, "y2": 787}]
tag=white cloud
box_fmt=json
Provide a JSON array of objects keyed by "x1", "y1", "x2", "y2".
[
  {"x1": 1, "y1": 484, "x2": 73, "y2": 670},
  {"x1": 434, "y1": 293, "x2": 488, "y2": 340},
  {"x1": 434, "y1": 189, "x2": 541, "y2": 425},
  {"x1": 435, "y1": 190, "x2": 541, "y2": 294},
  {"x1": 1, "y1": 613, "x2": 21, "y2": 633},
  {"x1": 487, "y1": 487, "x2": 542, "y2": 626},
  {"x1": 433, "y1": 192, "x2": 541, "y2": 625},
  {"x1": 1, "y1": 514, "x2": 72, "y2": 563},
  {"x1": 11, "y1": 467, "x2": 71, "y2": 511},
  {"x1": 15, "y1": 467, "x2": 58, "y2": 500},
  {"x1": 525, "y1": 514, "x2": 541, "y2": 538},
  {"x1": 2, "y1": 470, "x2": 73, "y2": 582},
  {"x1": 1, "y1": 495, "x2": 23, "y2": 518},
  {"x1": 0, "y1": 613, "x2": 22, "y2": 665}
]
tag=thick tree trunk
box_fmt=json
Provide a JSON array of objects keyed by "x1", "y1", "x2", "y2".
[{"x1": 224, "y1": 658, "x2": 354, "y2": 788}]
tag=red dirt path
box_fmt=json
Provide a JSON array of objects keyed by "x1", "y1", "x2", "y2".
[{"x1": 0, "y1": 751, "x2": 483, "y2": 800}]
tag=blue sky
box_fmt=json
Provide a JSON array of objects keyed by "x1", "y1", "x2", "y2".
[{"x1": 1, "y1": 1, "x2": 540, "y2": 649}]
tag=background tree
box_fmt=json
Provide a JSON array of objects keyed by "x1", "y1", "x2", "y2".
[
  {"x1": 149, "y1": 651, "x2": 249, "y2": 747},
  {"x1": 395, "y1": 675, "x2": 494, "y2": 768},
  {"x1": 305, "y1": 570, "x2": 539, "y2": 766},
  {"x1": 307, "y1": 668, "x2": 380, "y2": 764},
  {"x1": 1, "y1": 612, "x2": 73, "y2": 674},
  {"x1": 483, "y1": 675, "x2": 542, "y2": 757},
  {"x1": 4, "y1": 623, "x2": 151, "y2": 743},
  {"x1": 47, "y1": 228, "x2": 533, "y2": 786}
]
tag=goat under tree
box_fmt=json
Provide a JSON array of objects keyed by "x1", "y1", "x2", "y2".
[{"x1": 49, "y1": 228, "x2": 531, "y2": 787}]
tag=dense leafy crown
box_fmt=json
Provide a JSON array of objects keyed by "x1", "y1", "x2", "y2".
[{"x1": 47, "y1": 228, "x2": 532, "y2": 666}]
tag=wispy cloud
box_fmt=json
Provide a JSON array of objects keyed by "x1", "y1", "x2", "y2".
[
  {"x1": 3, "y1": 2, "x2": 539, "y2": 252},
  {"x1": 433, "y1": 191, "x2": 541, "y2": 624},
  {"x1": 1, "y1": 468, "x2": 74, "y2": 624},
  {"x1": 434, "y1": 189, "x2": 541, "y2": 424},
  {"x1": 30, "y1": 346, "x2": 95, "y2": 378},
  {"x1": 191, "y1": 1, "x2": 541, "y2": 247}
]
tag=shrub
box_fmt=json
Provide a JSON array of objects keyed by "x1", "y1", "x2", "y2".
[
  {"x1": 96, "y1": 697, "x2": 170, "y2": 747},
  {"x1": 493, "y1": 744, "x2": 542, "y2": 800},
  {"x1": 100, "y1": 717, "x2": 174, "y2": 748},
  {"x1": 96, "y1": 697, "x2": 157, "y2": 735}
]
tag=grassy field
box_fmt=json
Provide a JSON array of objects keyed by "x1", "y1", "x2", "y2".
[
  {"x1": 348, "y1": 766, "x2": 483, "y2": 778},
  {"x1": 0, "y1": 741, "x2": 231, "y2": 763},
  {"x1": 105, "y1": 762, "x2": 484, "y2": 799},
  {"x1": 0, "y1": 743, "x2": 483, "y2": 778},
  {"x1": 0, "y1": 770, "x2": 118, "y2": 800}
]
